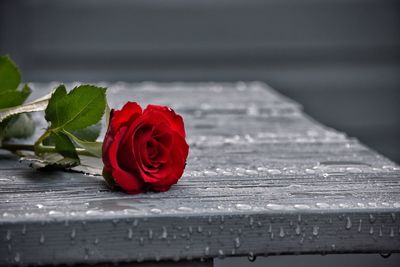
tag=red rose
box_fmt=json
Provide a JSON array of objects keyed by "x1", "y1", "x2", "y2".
[{"x1": 102, "y1": 102, "x2": 189, "y2": 194}]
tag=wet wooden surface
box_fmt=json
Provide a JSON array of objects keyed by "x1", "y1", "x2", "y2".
[{"x1": 0, "y1": 82, "x2": 400, "y2": 266}]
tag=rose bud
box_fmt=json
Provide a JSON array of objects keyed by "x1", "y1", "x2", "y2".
[{"x1": 102, "y1": 102, "x2": 189, "y2": 194}]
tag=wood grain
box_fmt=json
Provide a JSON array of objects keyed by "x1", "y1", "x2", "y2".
[{"x1": 0, "y1": 82, "x2": 399, "y2": 266}]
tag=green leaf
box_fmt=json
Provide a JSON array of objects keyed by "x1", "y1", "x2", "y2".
[
  {"x1": 0, "y1": 89, "x2": 52, "y2": 123},
  {"x1": 0, "y1": 55, "x2": 21, "y2": 92},
  {"x1": 44, "y1": 84, "x2": 67, "y2": 127},
  {"x1": 0, "y1": 84, "x2": 33, "y2": 144},
  {"x1": 43, "y1": 115, "x2": 101, "y2": 146},
  {"x1": 0, "y1": 84, "x2": 31, "y2": 109},
  {"x1": 63, "y1": 130, "x2": 102, "y2": 158},
  {"x1": 52, "y1": 131, "x2": 79, "y2": 160},
  {"x1": 45, "y1": 84, "x2": 106, "y2": 131},
  {"x1": 2, "y1": 113, "x2": 35, "y2": 139},
  {"x1": 18, "y1": 150, "x2": 80, "y2": 170},
  {"x1": 72, "y1": 122, "x2": 101, "y2": 142}
]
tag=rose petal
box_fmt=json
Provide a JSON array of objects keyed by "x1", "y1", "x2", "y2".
[
  {"x1": 111, "y1": 102, "x2": 142, "y2": 132},
  {"x1": 144, "y1": 105, "x2": 186, "y2": 138},
  {"x1": 107, "y1": 126, "x2": 146, "y2": 193},
  {"x1": 152, "y1": 123, "x2": 173, "y2": 149},
  {"x1": 147, "y1": 133, "x2": 189, "y2": 189}
]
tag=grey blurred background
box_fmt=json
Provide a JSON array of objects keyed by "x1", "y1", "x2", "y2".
[
  {"x1": 1, "y1": 0, "x2": 400, "y2": 266},
  {"x1": 1, "y1": 0, "x2": 399, "y2": 163}
]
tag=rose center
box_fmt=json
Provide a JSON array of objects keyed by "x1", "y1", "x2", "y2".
[{"x1": 146, "y1": 141, "x2": 158, "y2": 160}]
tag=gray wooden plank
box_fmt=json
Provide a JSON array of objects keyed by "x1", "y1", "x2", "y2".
[{"x1": 0, "y1": 82, "x2": 399, "y2": 266}]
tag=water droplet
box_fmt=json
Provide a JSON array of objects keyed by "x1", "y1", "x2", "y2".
[
  {"x1": 245, "y1": 169, "x2": 258, "y2": 175},
  {"x1": 257, "y1": 167, "x2": 268, "y2": 172},
  {"x1": 160, "y1": 227, "x2": 168, "y2": 239},
  {"x1": 234, "y1": 237, "x2": 241, "y2": 248},
  {"x1": 235, "y1": 203, "x2": 252, "y2": 210},
  {"x1": 380, "y1": 253, "x2": 391, "y2": 258},
  {"x1": 139, "y1": 237, "x2": 144, "y2": 246},
  {"x1": 218, "y1": 249, "x2": 225, "y2": 259},
  {"x1": 36, "y1": 204, "x2": 44, "y2": 209},
  {"x1": 249, "y1": 217, "x2": 254, "y2": 227},
  {"x1": 204, "y1": 246, "x2": 210, "y2": 256},
  {"x1": 358, "y1": 219, "x2": 362, "y2": 233},
  {"x1": 316, "y1": 202, "x2": 330, "y2": 209},
  {"x1": 85, "y1": 210, "x2": 102, "y2": 216},
  {"x1": 128, "y1": 228, "x2": 133, "y2": 240},
  {"x1": 148, "y1": 229, "x2": 153, "y2": 240},
  {"x1": 369, "y1": 226, "x2": 374, "y2": 235},
  {"x1": 177, "y1": 206, "x2": 193, "y2": 212},
  {"x1": 207, "y1": 216, "x2": 213, "y2": 224},
  {"x1": 48, "y1": 210, "x2": 63, "y2": 216},
  {"x1": 312, "y1": 226, "x2": 319, "y2": 236},
  {"x1": 39, "y1": 233, "x2": 45, "y2": 244},
  {"x1": 248, "y1": 252, "x2": 256, "y2": 262},
  {"x1": 267, "y1": 169, "x2": 281, "y2": 175},
  {"x1": 247, "y1": 105, "x2": 259, "y2": 116},
  {"x1": 94, "y1": 237, "x2": 99, "y2": 245},
  {"x1": 21, "y1": 225, "x2": 26, "y2": 235},
  {"x1": 279, "y1": 226, "x2": 285, "y2": 238},
  {"x1": 197, "y1": 226, "x2": 203, "y2": 233},
  {"x1": 379, "y1": 227, "x2": 383, "y2": 237},
  {"x1": 305, "y1": 169, "x2": 316, "y2": 174},
  {"x1": 150, "y1": 208, "x2": 161, "y2": 214},
  {"x1": 14, "y1": 253, "x2": 20, "y2": 263},
  {"x1": 84, "y1": 247, "x2": 90, "y2": 260},
  {"x1": 294, "y1": 204, "x2": 310, "y2": 210},
  {"x1": 295, "y1": 224, "x2": 301, "y2": 235},
  {"x1": 391, "y1": 213, "x2": 396, "y2": 222},
  {"x1": 345, "y1": 217, "x2": 352, "y2": 230},
  {"x1": 5, "y1": 230, "x2": 11, "y2": 241},
  {"x1": 390, "y1": 227, "x2": 395, "y2": 238},
  {"x1": 71, "y1": 228, "x2": 76, "y2": 240},
  {"x1": 267, "y1": 203, "x2": 284, "y2": 210},
  {"x1": 298, "y1": 214, "x2": 302, "y2": 223}
]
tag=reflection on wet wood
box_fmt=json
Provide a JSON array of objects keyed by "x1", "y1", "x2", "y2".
[{"x1": 0, "y1": 82, "x2": 399, "y2": 266}]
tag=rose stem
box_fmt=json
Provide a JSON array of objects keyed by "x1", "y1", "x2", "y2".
[{"x1": 1, "y1": 143, "x2": 97, "y2": 157}]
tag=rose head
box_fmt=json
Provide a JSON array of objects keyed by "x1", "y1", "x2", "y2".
[{"x1": 102, "y1": 102, "x2": 189, "y2": 194}]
